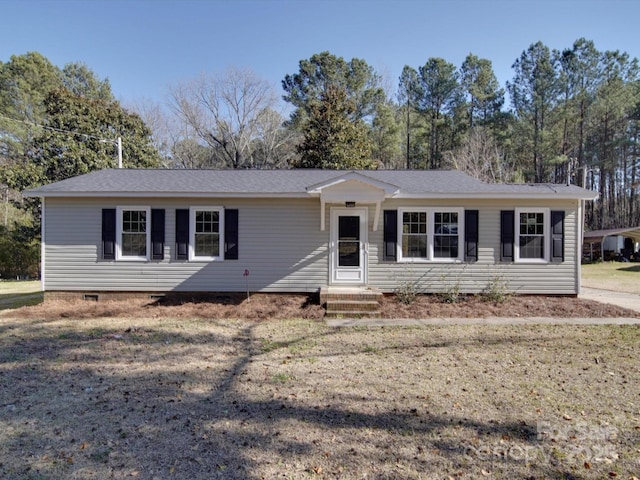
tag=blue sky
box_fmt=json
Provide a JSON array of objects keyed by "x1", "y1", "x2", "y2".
[{"x1": 2, "y1": 0, "x2": 639, "y2": 108}]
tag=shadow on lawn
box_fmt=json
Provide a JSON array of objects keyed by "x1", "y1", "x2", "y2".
[
  {"x1": 151, "y1": 292, "x2": 249, "y2": 306},
  {"x1": 617, "y1": 264, "x2": 640, "y2": 273},
  {"x1": 150, "y1": 291, "x2": 320, "y2": 309},
  {"x1": 0, "y1": 291, "x2": 43, "y2": 311},
  {"x1": 0, "y1": 319, "x2": 615, "y2": 479}
]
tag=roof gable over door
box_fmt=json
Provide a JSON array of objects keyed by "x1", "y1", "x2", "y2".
[
  {"x1": 306, "y1": 172, "x2": 400, "y2": 231},
  {"x1": 306, "y1": 171, "x2": 399, "y2": 197}
]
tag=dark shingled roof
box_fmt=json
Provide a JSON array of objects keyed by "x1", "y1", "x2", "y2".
[{"x1": 23, "y1": 168, "x2": 597, "y2": 200}]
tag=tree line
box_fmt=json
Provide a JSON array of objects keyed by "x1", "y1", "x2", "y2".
[
  {"x1": 0, "y1": 52, "x2": 160, "y2": 277},
  {"x1": 1, "y1": 40, "x2": 639, "y2": 276},
  {"x1": 139, "y1": 40, "x2": 639, "y2": 231}
]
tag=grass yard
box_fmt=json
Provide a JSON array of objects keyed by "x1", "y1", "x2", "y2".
[
  {"x1": 582, "y1": 261, "x2": 640, "y2": 294},
  {"x1": 0, "y1": 280, "x2": 42, "y2": 310},
  {"x1": 0, "y1": 315, "x2": 639, "y2": 479},
  {"x1": 0, "y1": 280, "x2": 40, "y2": 295}
]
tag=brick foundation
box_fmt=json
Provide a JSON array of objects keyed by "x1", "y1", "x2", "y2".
[{"x1": 44, "y1": 291, "x2": 256, "y2": 303}]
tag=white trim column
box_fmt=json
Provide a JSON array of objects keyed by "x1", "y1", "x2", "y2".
[{"x1": 40, "y1": 197, "x2": 45, "y2": 292}]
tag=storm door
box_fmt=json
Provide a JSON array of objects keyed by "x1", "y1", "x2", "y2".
[{"x1": 330, "y1": 208, "x2": 368, "y2": 284}]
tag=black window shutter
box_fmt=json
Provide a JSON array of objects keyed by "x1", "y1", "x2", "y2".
[
  {"x1": 500, "y1": 210, "x2": 514, "y2": 262},
  {"x1": 383, "y1": 210, "x2": 397, "y2": 261},
  {"x1": 151, "y1": 209, "x2": 165, "y2": 260},
  {"x1": 464, "y1": 210, "x2": 479, "y2": 262},
  {"x1": 224, "y1": 209, "x2": 239, "y2": 260},
  {"x1": 175, "y1": 209, "x2": 189, "y2": 260},
  {"x1": 550, "y1": 210, "x2": 565, "y2": 263},
  {"x1": 102, "y1": 208, "x2": 116, "y2": 260}
]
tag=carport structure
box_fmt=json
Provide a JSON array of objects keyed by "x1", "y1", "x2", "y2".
[{"x1": 583, "y1": 227, "x2": 640, "y2": 261}]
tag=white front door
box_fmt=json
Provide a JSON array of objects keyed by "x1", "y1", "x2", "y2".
[{"x1": 330, "y1": 208, "x2": 368, "y2": 284}]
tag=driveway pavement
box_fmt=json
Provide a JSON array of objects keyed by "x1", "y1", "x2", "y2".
[
  {"x1": 327, "y1": 287, "x2": 640, "y2": 327},
  {"x1": 579, "y1": 287, "x2": 640, "y2": 314}
]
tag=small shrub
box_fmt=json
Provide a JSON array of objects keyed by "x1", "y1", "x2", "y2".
[
  {"x1": 438, "y1": 278, "x2": 461, "y2": 304},
  {"x1": 394, "y1": 270, "x2": 429, "y2": 305},
  {"x1": 481, "y1": 274, "x2": 511, "y2": 303},
  {"x1": 395, "y1": 279, "x2": 419, "y2": 305}
]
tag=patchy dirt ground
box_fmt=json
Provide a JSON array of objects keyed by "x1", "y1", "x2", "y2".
[
  {"x1": 0, "y1": 314, "x2": 639, "y2": 479},
  {"x1": 1, "y1": 294, "x2": 638, "y2": 479},
  {"x1": 2, "y1": 291, "x2": 639, "y2": 322},
  {"x1": 377, "y1": 294, "x2": 639, "y2": 319}
]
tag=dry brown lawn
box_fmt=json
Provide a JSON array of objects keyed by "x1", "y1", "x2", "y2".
[
  {"x1": 582, "y1": 262, "x2": 640, "y2": 295},
  {"x1": 1, "y1": 294, "x2": 640, "y2": 479},
  {"x1": 3, "y1": 290, "x2": 639, "y2": 323}
]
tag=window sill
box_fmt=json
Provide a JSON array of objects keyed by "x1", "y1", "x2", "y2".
[{"x1": 397, "y1": 258, "x2": 464, "y2": 264}]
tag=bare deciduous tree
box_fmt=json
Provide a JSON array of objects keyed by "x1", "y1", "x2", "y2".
[
  {"x1": 253, "y1": 108, "x2": 300, "y2": 168},
  {"x1": 129, "y1": 97, "x2": 216, "y2": 168},
  {"x1": 444, "y1": 127, "x2": 519, "y2": 183},
  {"x1": 169, "y1": 67, "x2": 281, "y2": 169},
  {"x1": 127, "y1": 98, "x2": 172, "y2": 161}
]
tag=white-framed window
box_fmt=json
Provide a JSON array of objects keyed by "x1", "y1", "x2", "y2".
[
  {"x1": 189, "y1": 207, "x2": 224, "y2": 261},
  {"x1": 397, "y1": 207, "x2": 464, "y2": 262},
  {"x1": 116, "y1": 206, "x2": 150, "y2": 261},
  {"x1": 515, "y1": 208, "x2": 549, "y2": 263},
  {"x1": 401, "y1": 210, "x2": 428, "y2": 259},
  {"x1": 433, "y1": 211, "x2": 460, "y2": 259}
]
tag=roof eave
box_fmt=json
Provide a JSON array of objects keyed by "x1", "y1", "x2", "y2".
[
  {"x1": 24, "y1": 191, "x2": 598, "y2": 201},
  {"x1": 396, "y1": 192, "x2": 598, "y2": 201},
  {"x1": 22, "y1": 191, "x2": 313, "y2": 199}
]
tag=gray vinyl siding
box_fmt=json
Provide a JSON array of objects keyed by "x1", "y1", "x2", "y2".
[
  {"x1": 43, "y1": 197, "x2": 328, "y2": 293},
  {"x1": 42, "y1": 197, "x2": 580, "y2": 295},
  {"x1": 367, "y1": 198, "x2": 580, "y2": 295}
]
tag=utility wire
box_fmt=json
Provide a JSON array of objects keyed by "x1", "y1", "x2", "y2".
[{"x1": 0, "y1": 113, "x2": 119, "y2": 144}]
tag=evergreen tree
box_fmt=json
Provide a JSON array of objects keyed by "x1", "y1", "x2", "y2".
[
  {"x1": 590, "y1": 50, "x2": 639, "y2": 227},
  {"x1": 460, "y1": 54, "x2": 504, "y2": 128},
  {"x1": 397, "y1": 66, "x2": 423, "y2": 168},
  {"x1": 283, "y1": 51, "x2": 385, "y2": 128},
  {"x1": 0, "y1": 52, "x2": 62, "y2": 162},
  {"x1": 296, "y1": 85, "x2": 375, "y2": 169},
  {"x1": 34, "y1": 88, "x2": 160, "y2": 183},
  {"x1": 555, "y1": 39, "x2": 601, "y2": 185},
  {"x1": 370, "y1": 100, "x2": 401, "y2": 167},
  {"x1": 0, "y1": 52, "x2": 161, "y2": 265},
  {"x1": 507, "y1": 42, "x2": 560, "y2": 182},
  {"x1": 418, "y1": 58, "x2": 460, "y2": 168}
]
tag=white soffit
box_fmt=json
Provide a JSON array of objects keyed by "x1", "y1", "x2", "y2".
[
  {"x1": 312, "y1": 176, "x2": 395, "y2": 232},
  {"x1": 306, "y1": 171, "x2": 400, "y2": 197}
]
